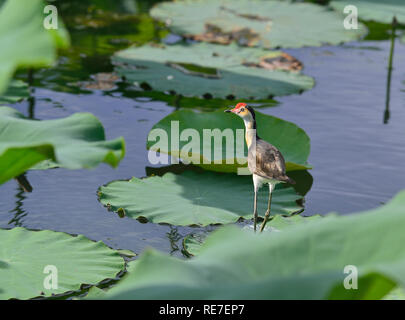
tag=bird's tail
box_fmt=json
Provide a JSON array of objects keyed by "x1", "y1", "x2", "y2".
[{"x1": 282, "y1": 175, "x2": 296, "y2": 185}]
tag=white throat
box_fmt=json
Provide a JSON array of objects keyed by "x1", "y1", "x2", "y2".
[{"x1": 242, "y1": 114, "x2": 256, "y2": 148}]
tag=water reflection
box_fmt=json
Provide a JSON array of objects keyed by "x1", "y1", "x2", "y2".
[
  {"x1": 166, "y1": 226, "x2": 182, "y2": 255},
  {"x1": 384, "y1": 19, "x2": 397, "y2": 124},
  {"x1": 8, "y1": 187, "x2": 28, "y2": 227},
  {"x1": 27, "y1": 95, "x2": 35, "y2": 120}
]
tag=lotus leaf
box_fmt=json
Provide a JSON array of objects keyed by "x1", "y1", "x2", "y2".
[
  {"x1": 0, "y1": 107, "x2": 125, "y2": 185},
  {"x1": 146, "y1": 109, "x2": 311, "y2": 172},
  {"x1": 93, "y1": 191, "x2": 405, "y2": 299},
  {"x1": 0, "y1": 227, "x2": 124, "y2": 299},
  {"x1": 151, "y1": 0, "x2": 366, "y2": 49},
  {"x1": 113, "y1": 43, "x2": 314, "y2": 99},
  {"x1": 98, "y1": 170, "x2": 303, "y2": 226},
  {"x1": 0, "y1": 0, "x2": 69, "y2": 95},
  {"x1": 330, "y1": 0, "x2": 405, "y2": 24}
]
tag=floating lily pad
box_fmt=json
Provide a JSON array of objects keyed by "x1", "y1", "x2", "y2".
[
  {"x1": 151, "y1": 0, "x2": 365, "y2": 49},
  {"x1": 92, "y1": 191, "x2": 405, "y2": 300},
  {"x1": 0, "y1": 107, "x2": 125, "y2": 185},
  {"x1": 183, "y1": 233, "x2": 207, "y2": 257},
  {"x1": 0, "y1": 80, "x2": 29, "y2": 104},
  {"x1": 113, "y1": 43, "x2": 314, "y2": 99},
  {"x1": 116, "y1": 249, "x2": 137, "y2": 259},
  {"x1": 146, "y1": 109, "x2": 311, "y2": 173},
  {"x1": 330, "y1": 0, "x2": 405, "y2": 24},
  {"x1": 99, "y1": 171, "x2": 303, "y2": 226},
  {"x1": 0, "y1": 227, "x2": 124, "y2": 299},
  {"x1": 0, "y1": 0, "x2": 69, "y2": 95}
]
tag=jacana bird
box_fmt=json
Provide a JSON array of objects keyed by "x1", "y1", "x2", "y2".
[{"x1": 225, "y1": 103, "x2": 295, "y2": 232}]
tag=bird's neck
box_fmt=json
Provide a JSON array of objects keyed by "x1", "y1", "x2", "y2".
[{"x1": 243, "y1": 118, "x2": 257, "y2": 148}]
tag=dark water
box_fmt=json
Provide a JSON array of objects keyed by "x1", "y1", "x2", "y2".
[{"x1": 1, "y1": 2, "x2": 405, "y2": 256}]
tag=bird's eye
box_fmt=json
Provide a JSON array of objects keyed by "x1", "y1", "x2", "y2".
[{"x1": 240, "y1": 108, "x2": 245, "y2": 112}]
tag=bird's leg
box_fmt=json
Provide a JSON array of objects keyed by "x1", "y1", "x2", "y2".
[
  {"x1": 253, "y1": 189, "x2": 258, "y2": 232},
  {"x1": 260, "y1": 183, "x2": 274, "y2": 232}
]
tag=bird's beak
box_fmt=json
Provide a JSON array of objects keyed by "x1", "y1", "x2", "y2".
[{"x1": 225, "y1": 106, "x2": 235, "y2": 113}]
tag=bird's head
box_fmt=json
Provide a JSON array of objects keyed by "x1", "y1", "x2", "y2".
[{"x1": 225, "y1": 103, "x2": 256, "y2": 122}]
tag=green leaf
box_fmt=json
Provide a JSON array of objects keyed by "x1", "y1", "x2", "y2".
[
  {"x1": 330, "y1": 0, "x2": 405, "y2": 24},
  {"x1": 113, "y1": 42, "x2": 314, "y2": 99},
  {"x1": 83, "y1": 286, "x2": 108, "y2": 299},
  {"x1": 0, "y1": 80, "x2": 29, "y2": 104},
  {"x1": 383, "y1": 287, "x2": 405, "y2": 300},
  {"x1": 92, "y1": 191, "x2": 405, "y2": 300},
  {"x1": 183, "y1": 214, "x2": 325, "y2": 256},
  {"x1": 99, "y1": 171, "x2": 302, "y2": 226},
  {"x1": 150, "y1": 0, "x2": 366, "y2": 49},
  {"x1": 0, "y1": 0, "x2": 69, "y2": 95},
  {"x1": 116, "y1": 249, "x2": 137, "y2": 258},
  {"x1": 0, "y1": 227, "x2": 124, "y2": 300},
  {"x1": 263, "y1": 213, "x2": 325, "y2": 231},
  {"x1": 183, "y1": 232, "x2": 206, "y2": 257},
  {"x1": 0, "y1": 106, "x2": 125, "y2": 185},
  {"x1": 146, "y1": 109, "x2": 311, "y2": 173}
]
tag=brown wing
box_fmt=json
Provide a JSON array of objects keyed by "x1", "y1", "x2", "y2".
[{"x1": 248, "y1": 138, "x2": 295, "y2": 184}]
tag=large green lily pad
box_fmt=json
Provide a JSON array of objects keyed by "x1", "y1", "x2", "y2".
[
  {"x1": 92, "y1": 191, "x2": 405, "y2": 299},
  {"x1": 330, "y1": 0, "x2": 405, "y2": 24},
  {"x1": 0, "y1": 227, "x2": 124, "y2": 300},
  {"x1": 151, "y1": 0, "x2": 366, "y2": 49},
  {"x1": 0, "y1": 0, "x2": 69, "y2": 95},
  {"x1": 113, "y1": 42, "x2": 314, "y2": 99},
  {"x1": 0, "y1": 107, "x2": 125, "y2": 185},
  {"x1": 146, "y1": 109, "x2": 311, "y2": 172},
  {"x1": 98, "y1": 171, "x2": 302, "y2": 226}
]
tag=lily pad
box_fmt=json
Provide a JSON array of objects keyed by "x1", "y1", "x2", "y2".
[
  {"x1": 0, "y1": 80, "x2": 29, "y2": 104},
  {"x1": 93, "y1": 190, "x2": 405, "y2": 300},
  {"x1": 113, "y1": 42, "x2": 314, "y2": 99},
  {"x1": 150, "y1": 0, "x2": 365, "y2": 49},
  {"x1": 98, "y1": 171, "x2": 303, "y2": 226},
  {"x1": 0, "y1": 0, "x2": 69, "y2": 95},
  {"x1": 0, "y1": 227, "x2": 124, "y2": 300},
  {"x1": 183, "y1": 233, "x2": 206, "y2": 257},
  {"x1": 0, "y1": 106, "x2": 125, "y2": 185},
  {"x1": 116, "y1": 249, "x2": 137, "y2": 259},
  {"x1": 146, "y1": 109, "x2": 311, "y2": 173},
  {"x1": 330, "y1": 0, "x2": 405, "y2": 24}
]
